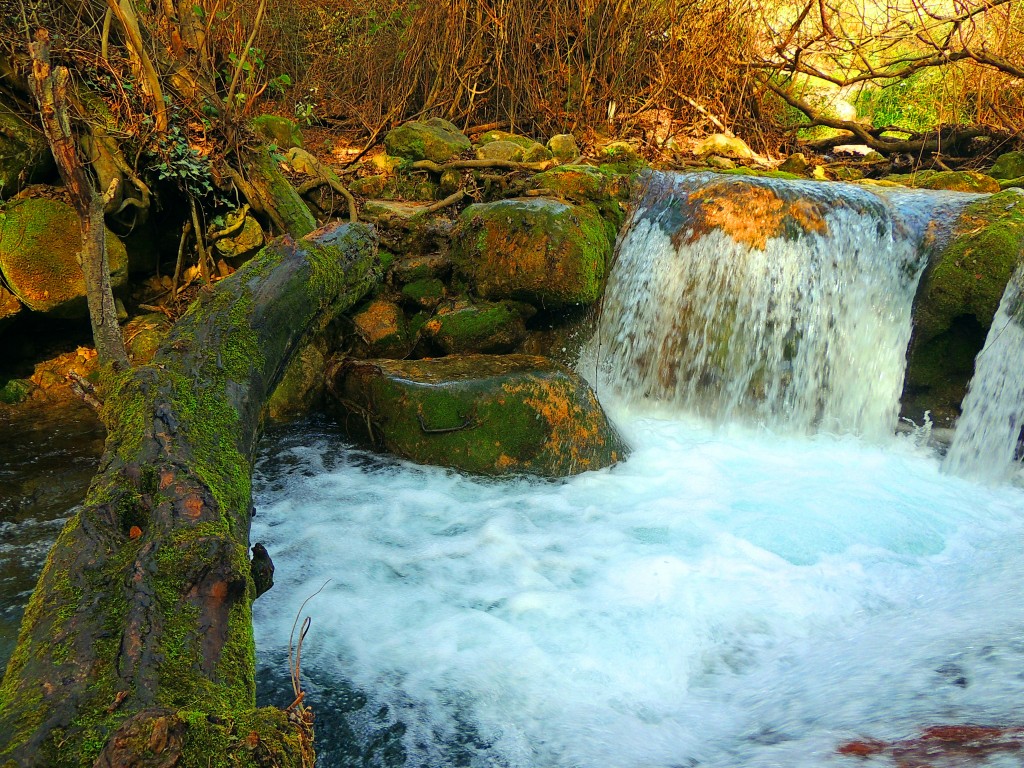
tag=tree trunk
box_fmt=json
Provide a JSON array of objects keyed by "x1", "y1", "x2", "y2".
[
  {"x1": 28, "y1": 29, "x2": 129, "y2": 370},
  {"x1": 0, "y1": 221, "x2": 381, "y2": 767}
]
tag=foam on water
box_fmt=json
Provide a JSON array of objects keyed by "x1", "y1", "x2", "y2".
[
  {"x1": 253, "y1": 416, "x2": 1024, "y2": 768},
  {"x1": 945, "y1": 258, "x2": 1024, "y2": 483}
]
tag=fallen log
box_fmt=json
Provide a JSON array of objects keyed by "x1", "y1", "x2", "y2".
[{"x1": 0, "y1": 222, "x2": 380, "y2": 767}]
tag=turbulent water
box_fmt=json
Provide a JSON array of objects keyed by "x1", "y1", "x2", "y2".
[
  {"x1": 585, "y1": 173, "x2": 976, "y2": 439},
  {"x1": 944, "y1": 259, "x2": 1024, "y2": 483},
  {"x1": 253, "y1": 416, "x2": 1024, "y2": 768}
]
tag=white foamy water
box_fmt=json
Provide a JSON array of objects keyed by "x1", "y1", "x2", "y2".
[
  {"x1": 585, "y1": 174, "x2": 976, "y2": 440},
  {"x1": 253, "y1": 415, "x2": 1024, "y2": 768},
  {"x1": 945, "y1": 260, "x2": 1024, "y2": 483}
]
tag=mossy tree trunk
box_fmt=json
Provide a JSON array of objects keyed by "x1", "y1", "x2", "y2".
[{"x1": 0, "y1": 222, "x2": 380, "y2": 767}]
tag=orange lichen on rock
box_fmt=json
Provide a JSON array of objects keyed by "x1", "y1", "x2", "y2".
[
  {"x1": 838, "y1": 724, "x2": 1024, "y2": 766},
  {"x1": 683, "y1": 183, "x2": 828, "y2": 249}
]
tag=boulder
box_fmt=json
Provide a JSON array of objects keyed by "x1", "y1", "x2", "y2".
[
  {"x1": 886, "y1": 170, "x2": 1000, "y2": 193},
  {"x1": 988, "y1": 151, "x2": 1024, "y2": 181},
  {"x1": 452, "y1": 197, "x2": 613, "y2": 309},
  {"x1": 384, "y1": 118, "x2": 471, "y2": 163},
  {"x1": 0, "y1": 196, "x2": 127, "y2": 318},
  {"x1": 547, "y1": 134, "x2": 579, "y2": 162},
  {"x1": 903, "y1": 189, "x2": 1024, "y2": 425},
  {"x1": 349, "y1": 298, "x2": 414, "y2": 358},
  {"x1": 476, "y1": 140, "x2": 526, "y2": 162},
  {"x1": 778, "y1": 153, "x2": 810, "y2": 174},
  {"x1": 212, "y1": 212, "x2": 264, "y2": 262},
  {"x1": 530, "y1": 164, "x2": 630, "y2": 225},
  {"x1": 693, "y1": 134, "x2": 754, "y2": 160},
  {"x1": 423, "y1": 299, "x2": 527, "y2": 354},
  {"x1": 330, "y1": 354, "x2": 628, "y2": 476},
  {"x1": 0, "y1": 283, "x2": 22, "y2": 330},
  {"x1": 250, "y1": 115, "x2": 304, "y2": 150},
  {"x1": 267, "y1": 337, "x2": 328, "y2": 421},
  {"x1": 400, "y1": 278, "x2": 446, "y2": 310},
  {"x1": 0, "y1": 103, "x2": 52, "y2": 192}
]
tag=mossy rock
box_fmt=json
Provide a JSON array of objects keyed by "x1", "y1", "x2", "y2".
[
  {"x1": 531, "y1": 165, "x2": 630, "y2": 223},
  {"x1": 778, "y1": 153, "x2": 810, "y2": 174},
  {"x1": 0, "y1": 196, "x2": 128, "y2": 318},
  {"x1": 452, "y1": 197, "x2": 613, "y2": 309},
  {"x1": 350, "y1": 298, "x2": 414, "y2": 359},
  {"x1": 476, "y1": 140, "x2": 526, "y2": 162},
  {"x1": 400, "y1": 277, "x2": 446, "y2": 309},
  {"x1": 547, "y1": 134, "x2": 579, "y2": 161},
  {"x1": 391, "y1": 252, "x2": 451, "y2": 283},
  {"x1": 715, "y1": 167, "x2": 802, "y2": 180},
  {"x1": 250, "y1": 115, "x2": 304, "y2": 150},
  {"x1": 886, "y1": 170, "x2": 1001, "y2": 193},
  {"x1": 332, "y1": 354, "x2": 628, "y2": 476},
  {"x1": 1000, "y1": 177, "x2": 1024, "y2": 191},
  {"x1": 384, "y1": 118, "x2": 471, "y2": 163},
  {"x1": 477, "y1": 130, "x2": 544, "y2": 151},
  {"x1": 693, "y1": 134, "x2": 754, "y2": 160},
  {"x1": 988, "y1": 151, "x2": 1024, "y2": 181},
  {"x1": 0, "y1": 282, "x2": 22, "y2": 329},
  {"x1": 0, "y1": 103, "x2": 52, "y2": 194},
  {"x1": 0, "y1": 377, "x2": 32, "y2": 404},
  {"x1": 212, "y1": 214, "x2": 264, "y2": 262},
  {"x1": 349, "y1": 174, "x2": 389, "y2": 197},
  {"x1": 904, "y1": 190, "x2": 1024, "y2": 422},
  {"x1": 423, "y1": 299, "x2": 527, "y2": 354},
  {"x1": 267, "y1": 336, "x2": 328, "y2": 421}
]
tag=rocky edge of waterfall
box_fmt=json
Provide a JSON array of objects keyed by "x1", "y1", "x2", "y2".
[{"x1": 2, "y1": 116, "x2": 1024, "y2": 471}]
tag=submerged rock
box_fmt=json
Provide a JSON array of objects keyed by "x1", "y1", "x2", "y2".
[
  {"x1": 0, "y1": 196, "x2": 127, "y2": 318},
  {"x1": 452, "y1": 197, "x2": 613, "y2": 309},
  {"x1": 384, "y1": 118, "x2": 471, "y2": 163},
  {"x1": 329, "y1": 354, "x2": 627, "y2": 476}
]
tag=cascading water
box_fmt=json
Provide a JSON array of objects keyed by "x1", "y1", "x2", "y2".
[
  {"x1": 237, "y1": 174, "x2": 1024, "y2": 768},
  {"x1": 585, "y1": 172, "x2": 976, "y2": 438},
  {"x1": 944, "y1": 255, "x2": 1024, "y2": 482}
]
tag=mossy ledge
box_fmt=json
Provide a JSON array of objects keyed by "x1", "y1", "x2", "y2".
[{"x1": 0, "y1": 222, "x2": 380, "y2": 767}]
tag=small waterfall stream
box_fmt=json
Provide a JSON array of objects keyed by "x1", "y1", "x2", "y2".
[
  {"x1": 944, "y1": 258, "x2": 1024, "y2": 482},
  {"x1": 586, "y1": 172, "x2": 977, "y2": 438}
]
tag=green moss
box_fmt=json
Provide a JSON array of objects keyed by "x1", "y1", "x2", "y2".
[
  {"x1": 716, "y1": 167, "x2": 802, "y2": 180},
  {"x1": 0, "y1": 378, "x2": 31, "y2": 404},
  {"x1": 401, "y1": 278, "x2": 446, "y2": 307}
]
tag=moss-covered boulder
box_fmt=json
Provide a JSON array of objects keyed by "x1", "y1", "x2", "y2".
[
  {"x1": 0, "y1": 196, "x2": 127, "y2": 318},
  {"x1": 547, "y1": 134, "x2": 579, "y2": 162},
  {"x1": 250, "y1": 115, "x2": 304, "y2": 150},
  {"x1": 476, "y1": 140, "x2": 526, "y2": 162},
  {"x1": 886, "y1": 170, "x2": 1001, "y2": 193},
  {"x1": 693, "y1": 134, "x2": 754, "y2": 160},
  {"x1": 988, "y1": 151, "x2": 1024, "y2": 181},
  {"x1": 903, "y1": 189, "x2": 1024, "y2": 425},
  {"x1": 212, "y1": 213, "x2": 264, "y2": 262},
  {"x1": 331, "y1": 354, "x2": 628, "y2": 476},
  {"x1": 267, "y1": 336, "x2": 329, "y2": 421},
  {"x1": 452, "y1": 197, "x2": 614, "y2": 309},
  {"x1": 384, "y1": 118, "x2": 471, "y2": 163},
  {"x1": 350, "y1": 298, "x2": 414, "y2": 358},
  {"x1": 477, "y1": 131, "x2": 550, "y2": 160},
  {"x1": 530, "y1": 165, "x2": 630, "y2": 226},
  {"x1": 0, "y1": 283, "x2": 22, "y2": 330},
  {"x1": 423, "y1": 299, "x2": 527, "y2": 354},
  {"x1": 0, "y1": 104, "x2": 52, "y2": 193},
  {"x1": 401, "y1": 277, "x2": 446, "y2": 309}
]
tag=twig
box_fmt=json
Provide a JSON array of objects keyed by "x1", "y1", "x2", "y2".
[
  {"x1": 67, "y1": 371, "x2": 102, "y2": 412},
  {"x1": 287, "y1": 580, "x2": 330, "y2": 710},
  {"x1": 411, "y1": 158, "x2": 557, "y2": 174}
]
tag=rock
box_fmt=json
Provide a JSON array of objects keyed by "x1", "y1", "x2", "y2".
[
  {"x1": 0, "y1": 196, "x2": 128, "y2": 318},
  {"x1": 903, "y1": 190, "x2": 1024, "y2": 425},
  {"x1": 438, "y1": 168, "x2": 462, "y2": 195},
  {"x1": 0, "y1": 378, "x2": 33, "y2": 405},
  {"x1": 530, "y1": 165, "x2": 630, "y2": 224},
  {"x1": 476, "y1": 140, "x2": 526, "y2": 162},
  {"x1": 477, "y1": 130, "x2": 543, "y2": 150},
  {"x1": 423, "y1": 299, "x2": 527, "y2": 353},
  {"x1": 0, "y1": 283, "x2": 22, "y2": 330},
  {"x1": 330, "y1": 354, "x2": 628, "y2": 476},
  {"x1": 547, "y1": 134, "x2": 579, "y2": 161},
  {"x1": 0, "y1": 103, "x2": 52, "y2": 193},
  {"x1": 369, "y1": 154, "x2": 405, "y2": 175},
  {"x1": 600, "y1": 141, "x2": 643, "y2": 169},
  {"x1": 349, "y1": 175, "x2": 388, "y2": 197},
  {"x1": 988, "y1": 151, "x2": 1024, "y2": 180},
  {"x1": 706, "y1": 155, "x2": 735, "y2": 170},
  {"x1": 212, "y1": 213, "x2": 264, "y2": 262},
  {"x1": 400, "y1": 278, "x2": 447, "y2": 309},
  {"x1": 452, "y1": 197, "x2": 614, "y2": 309},
  {"x1": 384, "y1": 118, "x2": 471, "y2": 163},
  {"x1": 267, "y1": 337, "x2": 329, "y2": 420},
  {"x1": 250, "y1": 115, "x2": 304, "y2": 150},
  {"x1": 391, "y1": 253, "x2": 451, "y2": 282},
  {"x1": 350, "y1": 298, "x2": 413, "y2": 358},
  {"x1": 123, "y1": 313, "x2": 172, "y2": 365},
  {"x1": 999, "y1": 177, "x2": 1024, "y2": 191},
  {"x1": 886, "y1": 170, "x2": 1001, "y2": 193},
  {"x1": 693, "y1": 134, "x2": 754, "y2": 160},
  {"x1": 778, "y1": 153, "x2": 810, "y2": 174},
  {"x1": 363, "y1": 200, "x2": 433, "y2": 219}
]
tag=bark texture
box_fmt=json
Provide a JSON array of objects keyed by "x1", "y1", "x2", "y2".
[{"x1": 0, "y1": 222, "x2": 380, "y2": 767}]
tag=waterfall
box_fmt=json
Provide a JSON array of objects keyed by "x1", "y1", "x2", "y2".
[
  {"x1": 944, "y1": 260, "x2": 1024, "y2": 482},
  {"x1": 587, "y1": 172, "x2": 973, "y2": 439}
]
